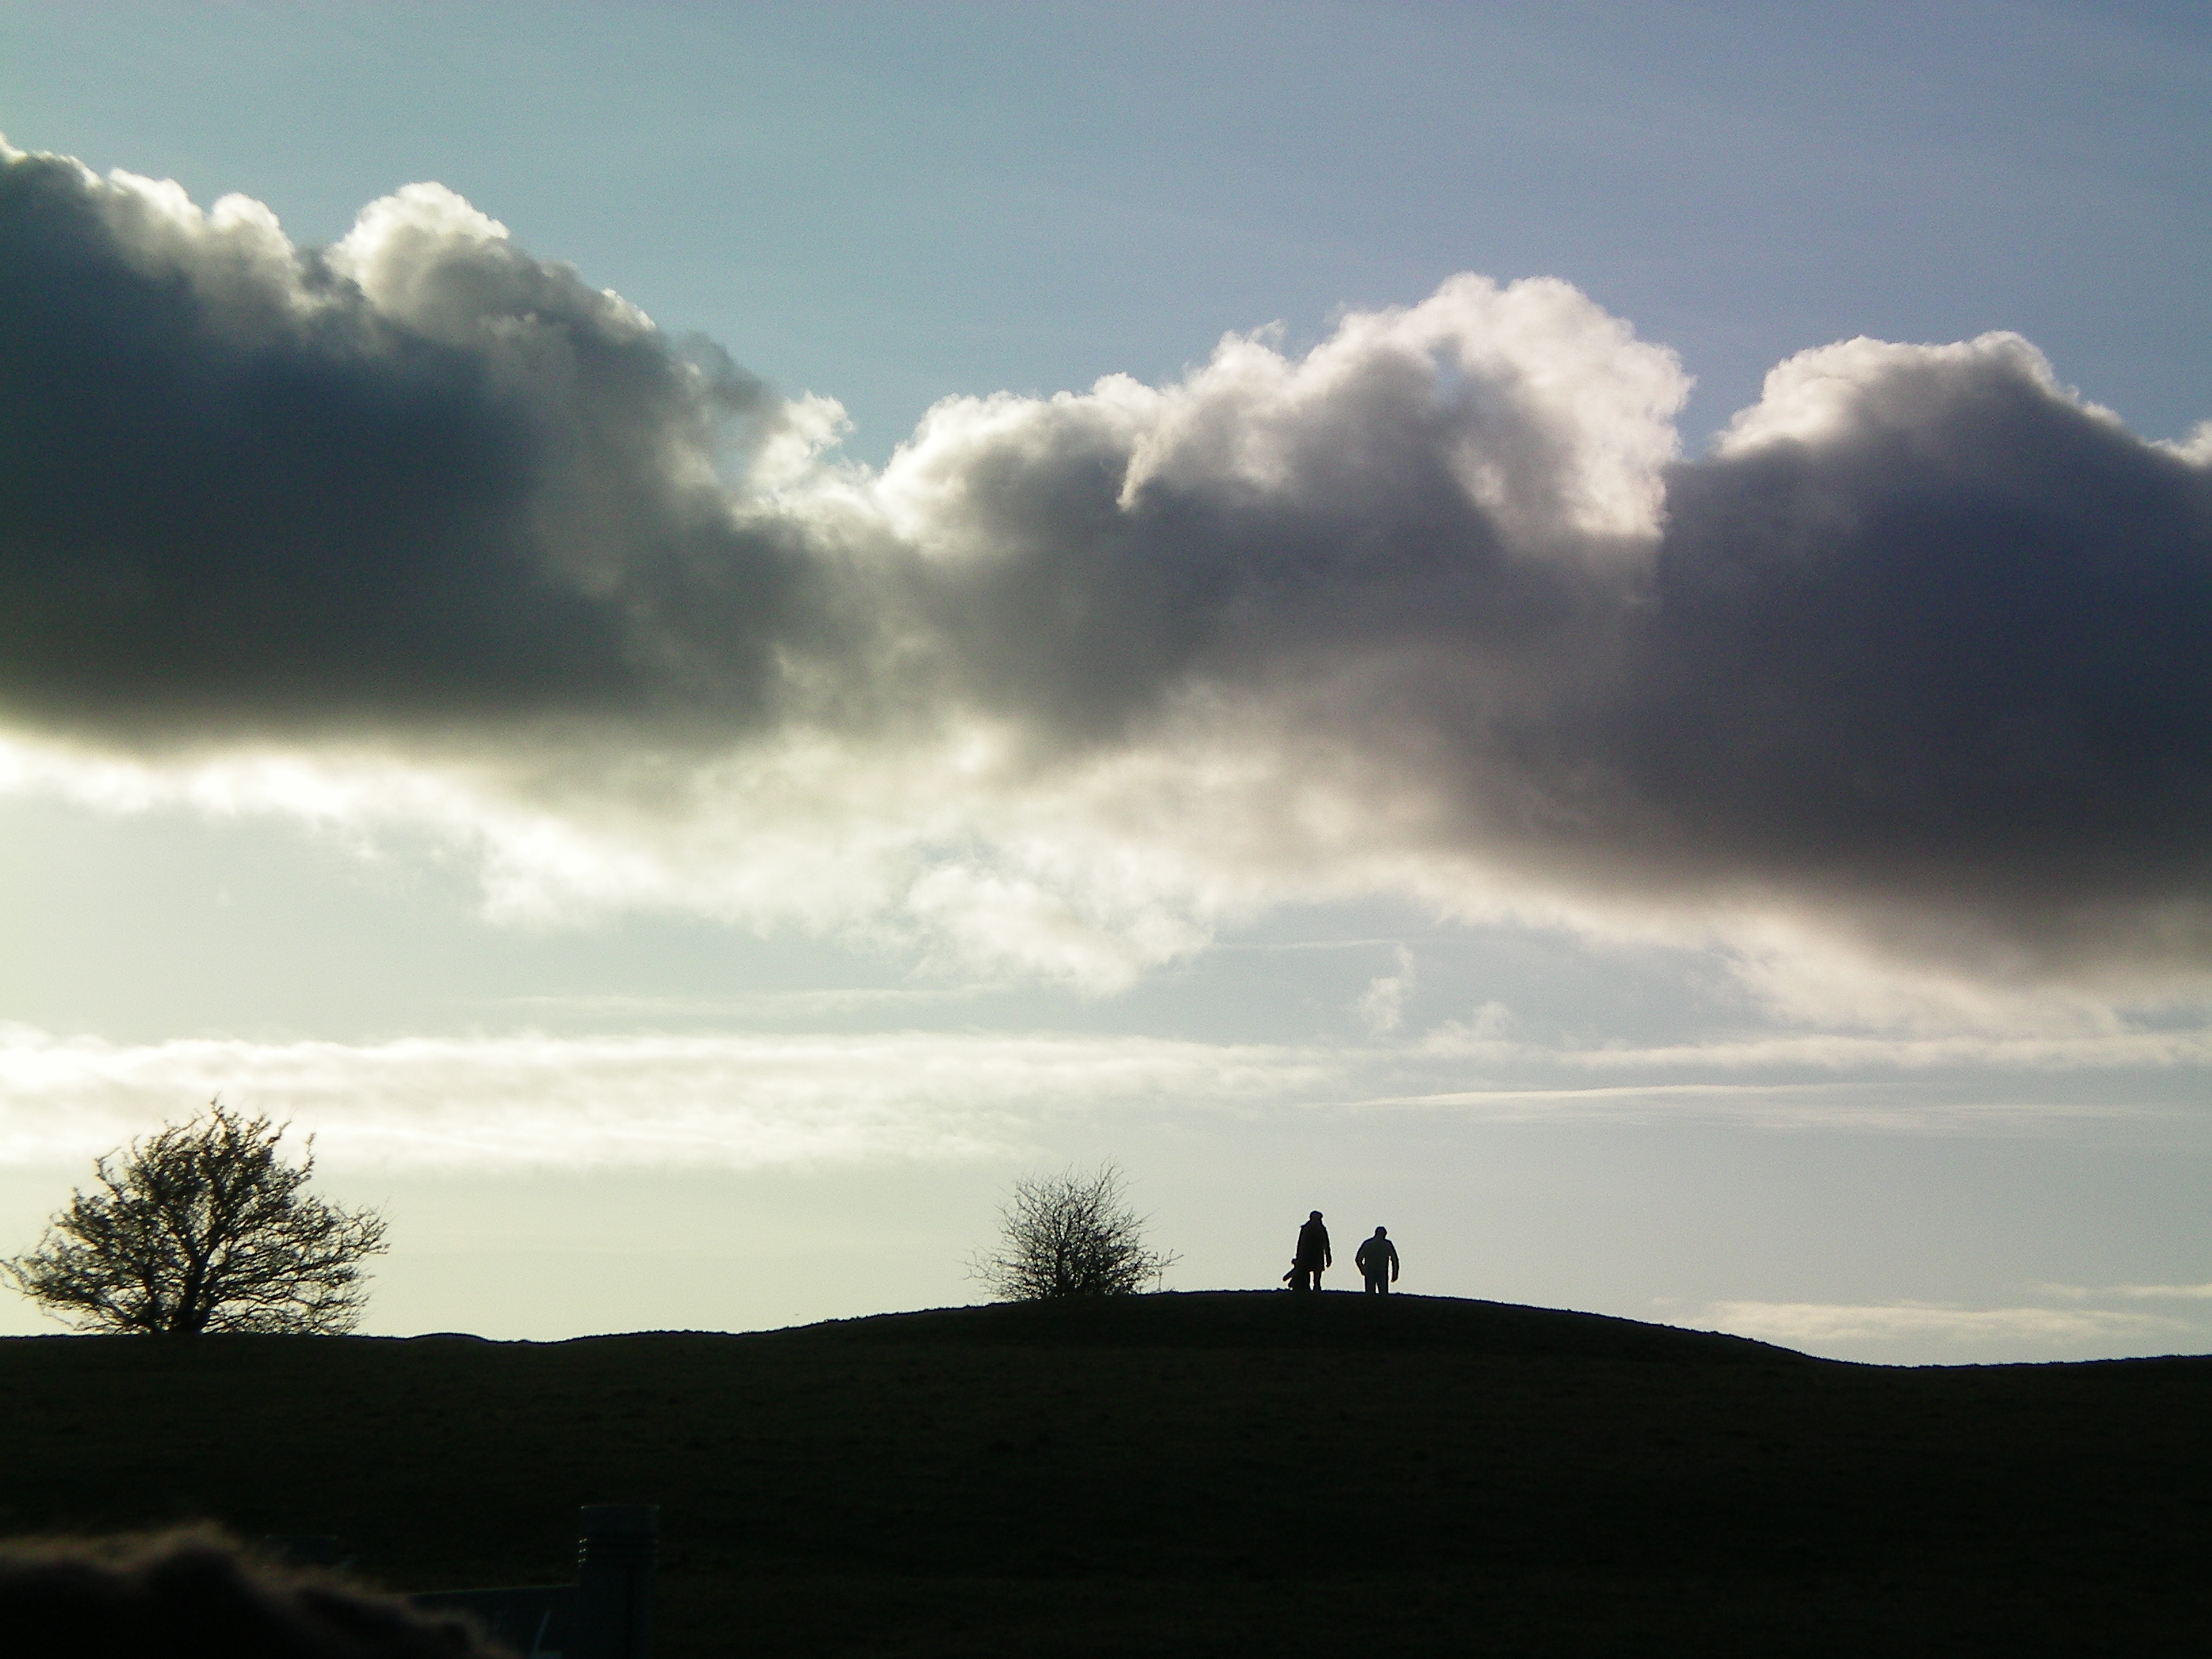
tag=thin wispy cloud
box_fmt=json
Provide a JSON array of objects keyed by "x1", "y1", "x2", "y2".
[
  {"x1": 1354, "y1": 1082, "x2": 2187, "y2": 1136},
  {"x1": 0, "y1": 1025, "x2": 1343, "y2": 1172},
  {"x1": 0, "y1": 1017, "x2": 2198, "y2": 1176},
  {"x1": 1698, "y1": 1299, "x2": 2202, "y2": 1353},
  {"x1": 1419, "y1": 1024, "x2": 2212, "y2": 1072},
  {"x1": 2039, "y1": 1281, "x2": 2212, "y2": 1302},
  {"x1": 476, "y1": 985, "x2": 1002, "y2": 1021}
]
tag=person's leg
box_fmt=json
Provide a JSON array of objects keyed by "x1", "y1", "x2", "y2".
[{"x1": 1376, "y1": 1274, "x2": 1389, "y2": 1295}]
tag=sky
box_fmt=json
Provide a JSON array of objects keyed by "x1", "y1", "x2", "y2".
[{"x1": 1, "y1": 0, "x2": 2208, "y2": 1364}]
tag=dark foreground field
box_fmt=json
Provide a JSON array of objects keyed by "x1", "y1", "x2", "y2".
[{"x1": 5, "y1": 1291, "x2": 2209, "y2": 1656}]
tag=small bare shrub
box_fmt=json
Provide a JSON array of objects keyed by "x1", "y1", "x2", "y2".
[{"x1": 970, "y1": 1162, "x2": 1178, "y2": 1300}]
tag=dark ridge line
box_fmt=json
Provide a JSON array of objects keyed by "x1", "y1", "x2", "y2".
[{"x1": 9, "y1": 1291, "x2": 2205, "y2": 1372}]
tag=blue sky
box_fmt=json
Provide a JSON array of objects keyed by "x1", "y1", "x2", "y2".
[{"x1": 1, "y1": 1, "x2": 2208, "y2": 1361}]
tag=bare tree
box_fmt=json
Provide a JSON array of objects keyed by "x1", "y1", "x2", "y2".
[
  {"x1": 3, "y1": 1101, "x2": 388, "y2": 1335},
  {"x1": 970, "y1": 1162, "x2": 1178, "y2": 1300}
]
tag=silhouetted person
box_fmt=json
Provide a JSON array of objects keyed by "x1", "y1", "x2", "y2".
[
  {"x1": 1292, "y1": 1210, "x2": 1331, "y2": 1290},
  {"x1": 1355, "y1": 1225, "x2": 1399, "y2": 1294}
]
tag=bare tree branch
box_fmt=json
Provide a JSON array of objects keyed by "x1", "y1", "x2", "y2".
[
  {"x1": 969, "y1": 1162, "x2": 1177, "y2": 1300},
  {"x1": 2, "y1": 1101, "x2": 388, "y2": 1336}
]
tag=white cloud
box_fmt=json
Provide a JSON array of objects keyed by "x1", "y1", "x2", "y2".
[
  {"x1": 1698, "y1": 1299, "x2": 2199, "y2": 1351},
  {"x1": 1411, "y1": 1016, "x2": 2212, "y2": 1077},
  {"x1": 1713, "y1": 331, "x2": 2115, "y2": 455},
  {"x1": 0, "y1": 1008, "x2": 2200, "y2": 1185},
  {"x1": 1355, "y1": 945, "x2": 1416, "y2": 1033},
  {"x1": 1353, "y1": 1081, "x2": 2186, "y2": 1136},
  {"x1": 0, "y1": 1025, "x2": 1341, "y2": 1174},
  {"x1": 2160, "y1": 419, "x2": 2212, "y2": 466},
  {"x1": 2039, "y1": 1281, "x2": 2212, "y2": 1302}
]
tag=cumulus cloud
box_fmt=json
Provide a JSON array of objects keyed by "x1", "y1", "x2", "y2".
[
  {"x1": 3, "y1": 140, "x2": 2208, "y2": 998},
  {"x1": 1624, "y1": 334, "x2": 2212, "y2": 981},
  {"x1": 0, "y1": 150, "x2": 820, "y2": 735},
  {"x1": 1355, "y1": 945, "x2": 1416, "y2": 1033}
]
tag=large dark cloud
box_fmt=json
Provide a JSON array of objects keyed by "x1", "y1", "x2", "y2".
[
  {"x1": 1626, "y1": 345, "x2": 2212, "y2": 918},
  {"x1": 0, "y1": 147, "x2": 806, "y2": 736},
  {"x1": 3, "y1": 143, "x2": 2207, "y2": 984}
]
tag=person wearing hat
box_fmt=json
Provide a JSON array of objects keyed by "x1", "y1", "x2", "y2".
[{"x1": 1291, "y1": 1210, "x2": 1332, "y2": 1291}]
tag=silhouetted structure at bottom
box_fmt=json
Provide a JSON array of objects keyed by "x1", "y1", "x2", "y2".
[
  {"x1": 415, "y1": 1504, "x2": 657, "y2": 1659},
  {"x1": 0, "y1": 1531, "x2": 508, "y2": 1659}
]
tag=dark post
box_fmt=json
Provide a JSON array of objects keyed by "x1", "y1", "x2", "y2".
[{"x1": 574, "y1": 1504, "x2": 657, "y2": 1659}]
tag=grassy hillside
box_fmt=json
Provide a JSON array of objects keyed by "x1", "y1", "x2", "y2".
[{"x1": 5, "y1": 1292, "x2": 2208, "y2": 1656}]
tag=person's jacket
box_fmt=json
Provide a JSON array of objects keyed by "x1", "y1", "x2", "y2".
[
  {"x1": 1295, "y1": 1220, "x2": 1331, "y2": 1267},
  {"x1": 1354, "y1": 1237, "x2": 1399, "y2": 1278}
]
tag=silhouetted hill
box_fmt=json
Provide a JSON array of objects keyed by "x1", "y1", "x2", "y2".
[
  {"x1": 5, "y1": 1292, "x2": 2207, "y2": 1656},
  {"x1": 794, "y1": 1288, "x2": 1808, "y2": 1359}
]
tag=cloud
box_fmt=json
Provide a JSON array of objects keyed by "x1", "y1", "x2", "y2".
[
  {"x1": 1357, "y1": 1082, "x2": 2190, "y2": 1136},
  {"x1": 0, "y1": 1025, "x2": 1342, "y2": 1174},
  {"x1": 1624, "y1": 334, "x2": 2212, "y2": 984},
  {"x1": 1355, "y1": 945, "x2": 1416, "y2": 1033},
  {"x1": 2039, "y1": 1280, "x2": 2212, "y2": 1302},
  {"x1": 0, "y1": 1016, "x2": 2196, "y2": 1180},
  {"x1": 3, "y1": 141, "x2": 2208, "y2": 998},
  {"x1": 1698, "y1": 1298, "x2": 2200, "y2": 1354},
  {"x1": 1418, "y1": 1023, "x2": 2212, "y2": 1073},
  {"x1": 0, "y1": 149, "x2": 818, "y2": 736}
]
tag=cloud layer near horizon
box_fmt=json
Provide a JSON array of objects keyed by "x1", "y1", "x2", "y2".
[
  {"x1": 1, "y1": 1018, "x2": 2201, "y2": 1175},
  {"x1": 5, "y1": 142, "x2": 2209, "y2": 998}
]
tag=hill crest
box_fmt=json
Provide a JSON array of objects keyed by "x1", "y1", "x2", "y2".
[{"x1": 675, "y1": 1288, "x2": 1814, "y2": 1366}]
